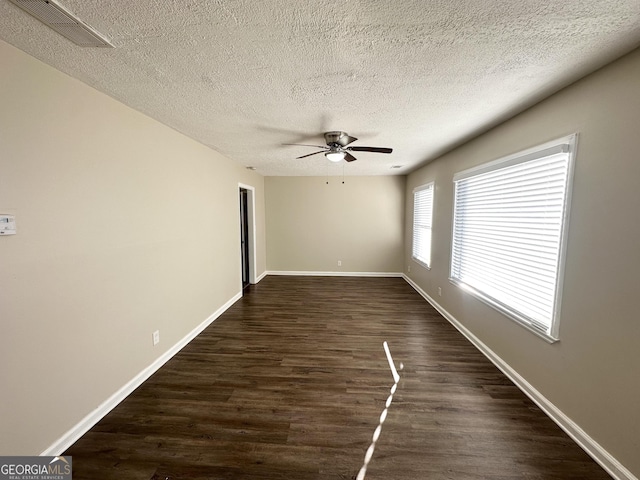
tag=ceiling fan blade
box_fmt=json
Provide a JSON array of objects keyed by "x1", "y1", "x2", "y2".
[
  {"x1": 348, "y1": 146, "x2": 393, "y2": 154},
  {"x1": 296, "y1": 150, "x2": 326, "y2": 159},
  {"x1": 344, "y1": 152, "x2": 357, "y2": 162},
  {"x1": 337, "y1": 134, "x2": 358, "y2": 147},
  {"x1": 283, "y1": 143, "x2": 327, "y2": 149}
]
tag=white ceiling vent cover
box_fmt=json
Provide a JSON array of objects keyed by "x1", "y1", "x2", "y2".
[{"x1": 8, "y1": 0, "x2": 113, "y2": 47}]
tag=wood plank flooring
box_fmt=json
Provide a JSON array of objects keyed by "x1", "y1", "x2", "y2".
[{"x1": 64, "y1": 276, "x2": 611, "y2": 479}]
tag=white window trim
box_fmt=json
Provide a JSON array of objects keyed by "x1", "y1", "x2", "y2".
[
  {"x1": 412, "y1": 182, "x2": 434, "y2": 269},
  {"x1": 449, "y1": 134, "x2": 578, "y2": 343}
]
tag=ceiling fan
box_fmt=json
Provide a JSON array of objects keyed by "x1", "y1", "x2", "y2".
[{"x1": 285, "y1": 131, "x2": 393, "y2": 162}]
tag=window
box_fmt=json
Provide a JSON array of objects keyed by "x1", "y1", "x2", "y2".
[
  {"x1": 450, "y1": 135, "x2": 576, "y2": 341},
  {"x1": 412, "y1": 182, "x2": 434, "y2": 268}
]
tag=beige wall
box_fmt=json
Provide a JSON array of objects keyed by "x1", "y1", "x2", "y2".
[
  {"x1": 0, "y1": 39, "x2": 266, "y2": 455},
  {"x1": 266, "y1": 176, "x2": 405, "y2": 273},
  {"x1": 3, "y1": 29, "x2": 638, "y2": 474},
  {"x1": 406, "y1": 47, "x2": 640, "y2": 476}
]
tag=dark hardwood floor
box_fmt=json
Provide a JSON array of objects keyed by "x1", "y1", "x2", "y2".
[{"x1": 65, "y1": 276, "x2": 611, "y2": 479}]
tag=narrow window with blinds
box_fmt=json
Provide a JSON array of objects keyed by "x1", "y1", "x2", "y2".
[
  {"x1": 412, "y1": 182, "x2": 434, "y2": 268},
  {"x1": 450, "y1": 135, "x2": 576, "y2": 341}
]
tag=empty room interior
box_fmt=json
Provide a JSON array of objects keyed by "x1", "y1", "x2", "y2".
[{"x1": 1, "y1": 1, "x2": 639, "y2": 479}]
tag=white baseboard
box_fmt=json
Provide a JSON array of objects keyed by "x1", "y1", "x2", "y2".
[
  {"x1": 266, "y1": 270, "x2": 403, "y2": 277},
  {"x1": 41, "y1": 291, "x2": 243, "y2": 456},
  {"x1": 255, "y1": 271, "x2": 268, "y2": 283},
  {"x1": 402, "y1": 274, "x2": 636, "y2": 480}
]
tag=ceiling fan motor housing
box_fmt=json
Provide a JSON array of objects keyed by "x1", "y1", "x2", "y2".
[{"x1": 324, "y1": 131, "x2": 346, "y2": 146}]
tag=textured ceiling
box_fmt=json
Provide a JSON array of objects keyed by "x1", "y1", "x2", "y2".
[{"x1": 1, "y1": 0, "x2": 639, "y2": 176}]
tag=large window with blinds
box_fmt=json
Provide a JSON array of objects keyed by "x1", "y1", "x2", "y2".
[
  {"x1": 450, "y1": 135, "x2": 576, "y2": 341},
  {"x1": 412, "y1": 182, "x2": 434, "y2": 268}
]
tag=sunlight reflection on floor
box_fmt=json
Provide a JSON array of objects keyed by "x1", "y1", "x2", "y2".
[{"x1": 356, "y1": 342, "x2": 404, "y2": 480}]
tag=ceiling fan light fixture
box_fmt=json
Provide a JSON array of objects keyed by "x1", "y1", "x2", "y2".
[{"x1": 325, "y1": 151, "x2": 345, "y2": 162}]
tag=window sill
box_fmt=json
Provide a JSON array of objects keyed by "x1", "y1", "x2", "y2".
[
  {"x1": 449, "y1": 278, "x2": 559, "y2": 344},
  {"x1": 411, "y1": 257, "x2": 431, "y2": 270}
]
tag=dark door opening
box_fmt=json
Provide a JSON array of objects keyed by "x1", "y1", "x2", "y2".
[{"x1": 240, "y1": 188, "x2": 250, "y2": 291}]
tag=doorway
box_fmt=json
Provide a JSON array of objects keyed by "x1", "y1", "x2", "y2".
[{"x1": 239, "y1": 184, "x2": 256, "y2": 293}]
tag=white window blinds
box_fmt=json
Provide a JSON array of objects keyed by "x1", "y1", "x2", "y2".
[
  {"x1": 450, "y1": 136, "x2": 576, "y2": 340},
  {"x1": 413, "y1": 183, "x2": 434, "y2": 268}
]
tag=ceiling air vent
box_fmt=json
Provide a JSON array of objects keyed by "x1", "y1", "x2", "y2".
[{"x1": 8, "y1": 0, "x2": 113, "y2": 47}]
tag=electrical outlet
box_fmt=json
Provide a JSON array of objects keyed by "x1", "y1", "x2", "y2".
[
  {"x1": 438, "y1": 287, "x2": 442, "y2": 297},
  {"x1": 337, "y1": 260, "x2": 342, "y2": 267},
  {"x1": 408, "y1": 265, "x2": 411, "y2": 272},
  {"x1": 152, "y1": 330, "x2": 160, "y2": 346}
]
